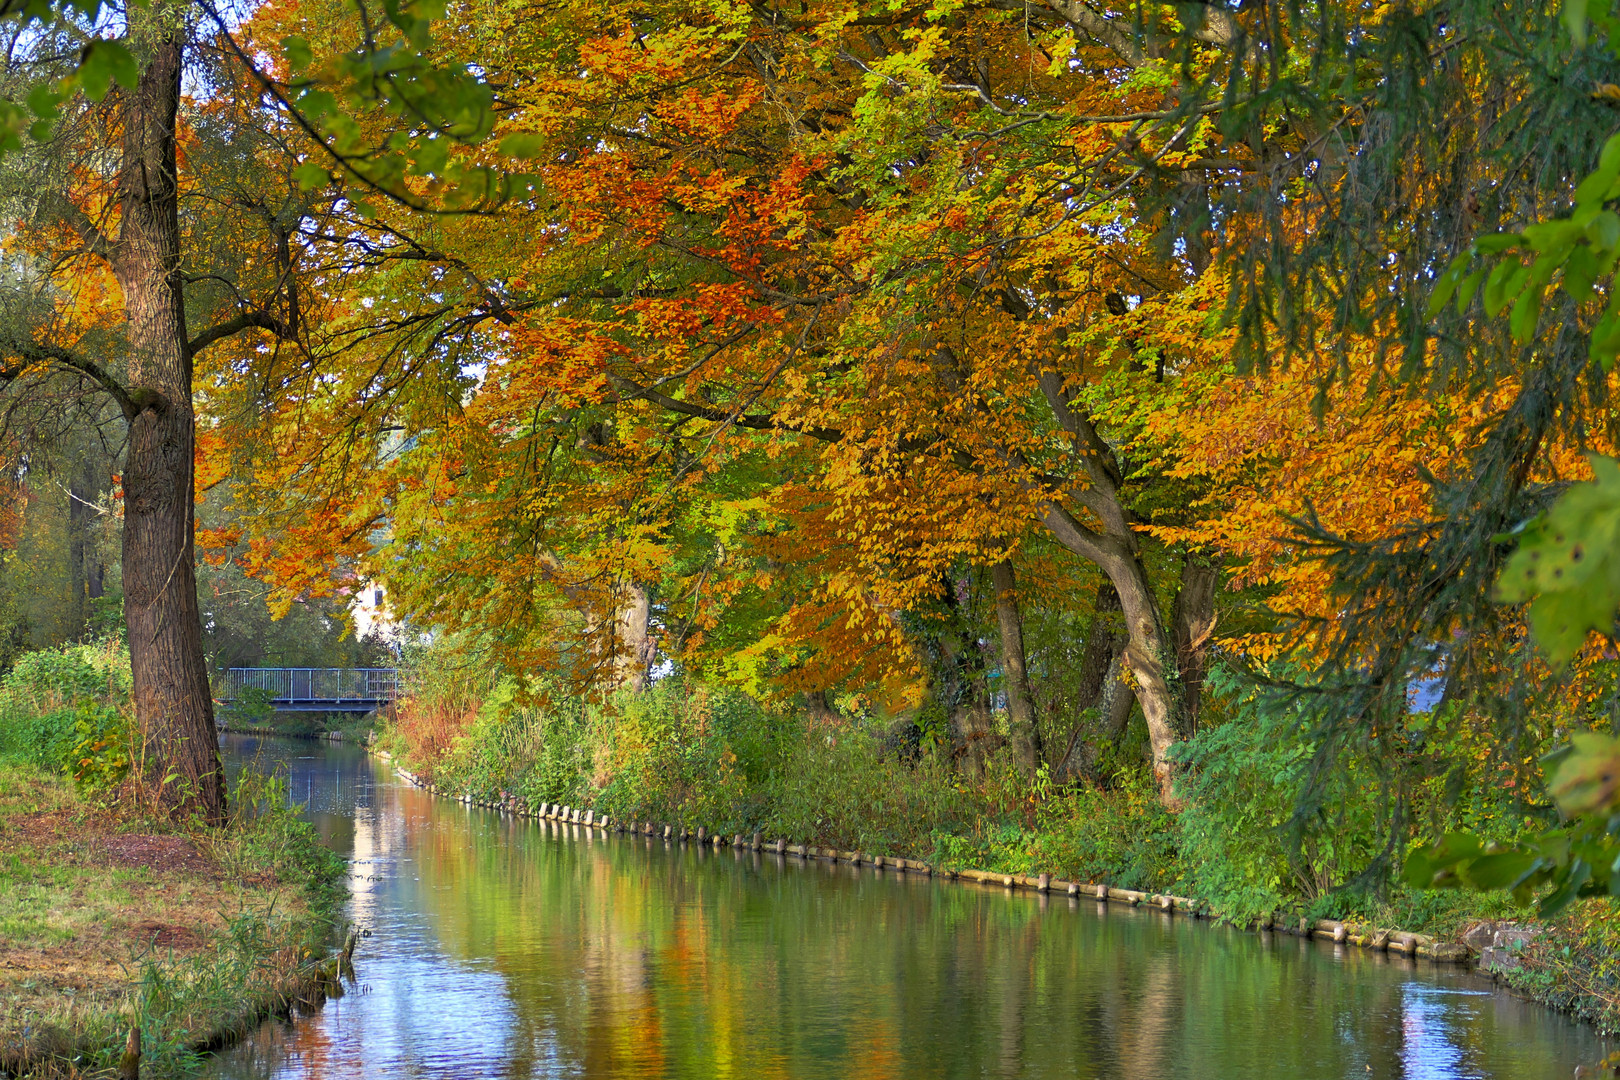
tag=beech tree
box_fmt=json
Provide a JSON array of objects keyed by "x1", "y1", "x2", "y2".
[{"x1": 214, "y1": 0, "x2": 1277, "y2": 803}]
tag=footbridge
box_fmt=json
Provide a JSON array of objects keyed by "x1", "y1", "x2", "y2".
[{"x1": 222, "y1": 668, "x2": 399, "y2": 713}]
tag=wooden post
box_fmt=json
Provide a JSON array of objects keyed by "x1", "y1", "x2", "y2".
[
  {"x1": 1038, "y1": 873, "x2": 1051, "y2": 893},
  {"x1": 119, "y1": 1026, "x2": 141, "y2": 1080},
  {"x1": 752, "y1": 831, "x2": 762, "y2": 851},
  {"x1": 1096, "y1": 884, "x2": 1108, "y2": 901},
  {"x1": 1066, "y1": 881, "x2": 1078, "y2": 897},
  {"x1": 696, "y1": 826, "x2": 707, "y2": 843}
]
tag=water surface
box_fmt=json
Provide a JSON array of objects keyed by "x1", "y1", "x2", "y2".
[{"x1": 206, "y1": 735, "x2": 1610, "y2": 1079}]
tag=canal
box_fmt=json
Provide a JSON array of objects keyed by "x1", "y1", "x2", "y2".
[{"x1": 205, "y1": 734, "x2": 1610, "y2": 1078}]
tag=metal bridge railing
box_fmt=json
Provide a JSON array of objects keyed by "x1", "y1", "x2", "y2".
[{"x1": 223, "y1": 668, "x2": 399, "y2": 703}]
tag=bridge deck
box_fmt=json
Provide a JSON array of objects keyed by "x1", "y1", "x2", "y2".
[{"x1": 222, "y1": 668, "x2": 399, "y2": 713}]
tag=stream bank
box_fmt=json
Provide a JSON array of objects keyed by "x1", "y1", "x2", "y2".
[{"x1": 0, "y1": 759, "x2": 349, "y2": 1079}]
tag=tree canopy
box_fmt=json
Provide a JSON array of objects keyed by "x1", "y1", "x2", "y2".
[{"x1": 4, "y1": 0, "x2": 1620, "y2": 911}]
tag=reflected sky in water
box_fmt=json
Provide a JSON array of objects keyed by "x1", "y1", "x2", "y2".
[{"x1": 205, "y1": 735, "x2": 1611, "y2": 1079}]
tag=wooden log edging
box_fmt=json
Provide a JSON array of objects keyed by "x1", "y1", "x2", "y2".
[{"x1": 373, "y1": 750, "x2": 1477, "y2": 967}]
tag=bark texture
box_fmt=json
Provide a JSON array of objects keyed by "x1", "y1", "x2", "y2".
[
  {"x1": 991, "y1": 559, "x2": 1040, "y2": 776},
  {"x1": 1170, "y1": 556, "x2": 1219, "y2": 734},
  {"x1": 610, "y1": 580, "x2": 656, "y2": 691},
  {"x1": 937, "y1": 575, "x2": 996, "y2": 778},
  {"x1": 114, "y1": 36, "x2": 224, "y2": 823}
]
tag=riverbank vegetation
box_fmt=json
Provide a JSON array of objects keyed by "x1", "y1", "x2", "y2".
[{"x1": 0, "y1": 644, "x2": 347, "y2": 1077}]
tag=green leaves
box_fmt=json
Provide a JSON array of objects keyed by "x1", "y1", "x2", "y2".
[
  {"x1": 498, "y1": 132, "x2": 547, "y2": 160},
  {"x1": 292, "y1": 163, "x2": 333, "y2": 191},
  {"x1": 1497, "y1": 456, "x2": 1620, "y2": 666},
  {"x1": 1566, "y1": 0, "x2": 1591, "y2": 46},
  {"x1": 1404, "y1": 810, "x2": 1620, "y2": 917},
  {"x1": 1430, "y1": 132, "x2": 1620, "y2": 362},
  {"x1": 272, "y1": 23, "x2": 529, "y2": 213},
  {"x1": 1, "y1": 33, "x2": 140, "y2": 149},
  {"x1": 75, "y1": 39, "x2": 139, "y2": 101},
  {"x1": 0, "y1": 0, "x2": 518, "y2": 209},
  {"x1": 1548, "y1": 732, "x2": 1620, "y2": 817}
]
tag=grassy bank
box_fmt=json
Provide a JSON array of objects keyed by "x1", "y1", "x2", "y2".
[
  {"x1": 377, "y1": 653, "x2": 1619, "y2": 1034},
  {"x1": 0, "y1": 643, "x2": 348, "y2": 1078}
]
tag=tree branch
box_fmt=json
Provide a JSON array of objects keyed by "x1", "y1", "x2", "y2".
[
  {"x1": 0, "y1": 337, "x2": 137, "y2": 417},
  {"x1": 608, "y1": 374, "x2": 844, "y2": 443},
  {"x1": 189, "y1": 310, "x2": 287, "y2": 355}
]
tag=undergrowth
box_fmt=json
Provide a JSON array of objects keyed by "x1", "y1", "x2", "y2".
[{"x1": 379, "y1": 646, "x2": 1543, "y2": 940}]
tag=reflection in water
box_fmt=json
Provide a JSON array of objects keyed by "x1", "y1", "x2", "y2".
[{"x1": 207, "y1": 736, "x2": 1610, "y2": 1079}]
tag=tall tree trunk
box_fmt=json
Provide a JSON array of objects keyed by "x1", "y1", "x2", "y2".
[
  {"x1": 990, "y1": 559, "x2": 1039, "y2": 777},
  {"x1": 1041, "y1": 510, "x2": 1184, "y2": 807},
  {"x1": 1029, "y1": 358, "x2": 1189, "y2": 808},
  {"x1": 1109, "y1": 556, "x2": 1181, "y2": 805},
  {"x1": 1052, "y1": 582, "x2": 1124, "y2": 780},
  {"x1": 1071, "y1": 583, "x2": 1122, "y2": 714},
  {"x1": 114, "y1": 36, "x2": 225, "y2": 824},
  {"x1": 1170, "y1": 556, "x2": 1218, "y2": 734},
  {"x1": 67, "y1": 452, "x2": 99, "y2": 638},
  {"x1": 610, "y1": 580, "x2": 654, "y2": 691},
  {"x1": 936, "y1": 573, "x2": 994, "y2": 778}
]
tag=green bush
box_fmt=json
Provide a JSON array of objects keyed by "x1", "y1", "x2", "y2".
[
  {"x1": 382, "y1": 640, "x2": 1542, "y2": 937},
  {"x1": 221, "y1": 684, "x2": 276, "y2": 727},
  {"x1": 0, "y1": 641, "x2": 132, "y2": 792},
  {"x1": 66, "y1": 701, "x2": 131, "y2": 792}
]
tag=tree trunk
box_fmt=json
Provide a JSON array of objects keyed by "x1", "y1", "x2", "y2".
[
  {"x1": 1029, "y1": 358, "x2": 1190, "y2": 808},
  {"x1": 610, "y1": 580, "x2": 654, "y2": 691},
  {"x1": 990, "y1": 559, "x2": 1039, "y2": 776},
  {"x1": 1097, "y1": 653, "x2": 1136, "y2": 740},
  {"x1": 936, "y1": 573, "x2": 995, "y2": 778},
  {"x1": 1111, "y1": 557, "x2": 1183, "y2": 808},
  {"x1": 1170, "y1": 556, "x2": 1218, "y2": 734},
  {"x1": 114, "y1": 36, "x2": 225, "y2": 824},
  {"x1": 1042, "y1": 507, "x2": 1184, "y2": 807},
  {"x1": 1072, "y1": 582, "x2": 1121, "y2": 713},
  {"x1": 67, "y1": 452, "x2": 101, "y2": 637}
]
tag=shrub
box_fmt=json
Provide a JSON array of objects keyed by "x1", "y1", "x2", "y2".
[{"x1": 0, "y1": 641, "x2": 133, "y2": 793}]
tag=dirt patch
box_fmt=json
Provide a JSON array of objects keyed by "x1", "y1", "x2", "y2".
[
  {"x1": 130, "y1": 920, "x2": 205, "y2": 950},
  {"x1": 3, "y1": 805, "x2": 221, "y2": 877},
  {"x1": 101, "y1": 833, "x2": 215, "y2": 875},
  {"x1": 0, "y1": 764, "x2": 313, "y2": 1053},
  {"x1": 4, "y1": 807, "x2": 97, "y2": 851}
]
